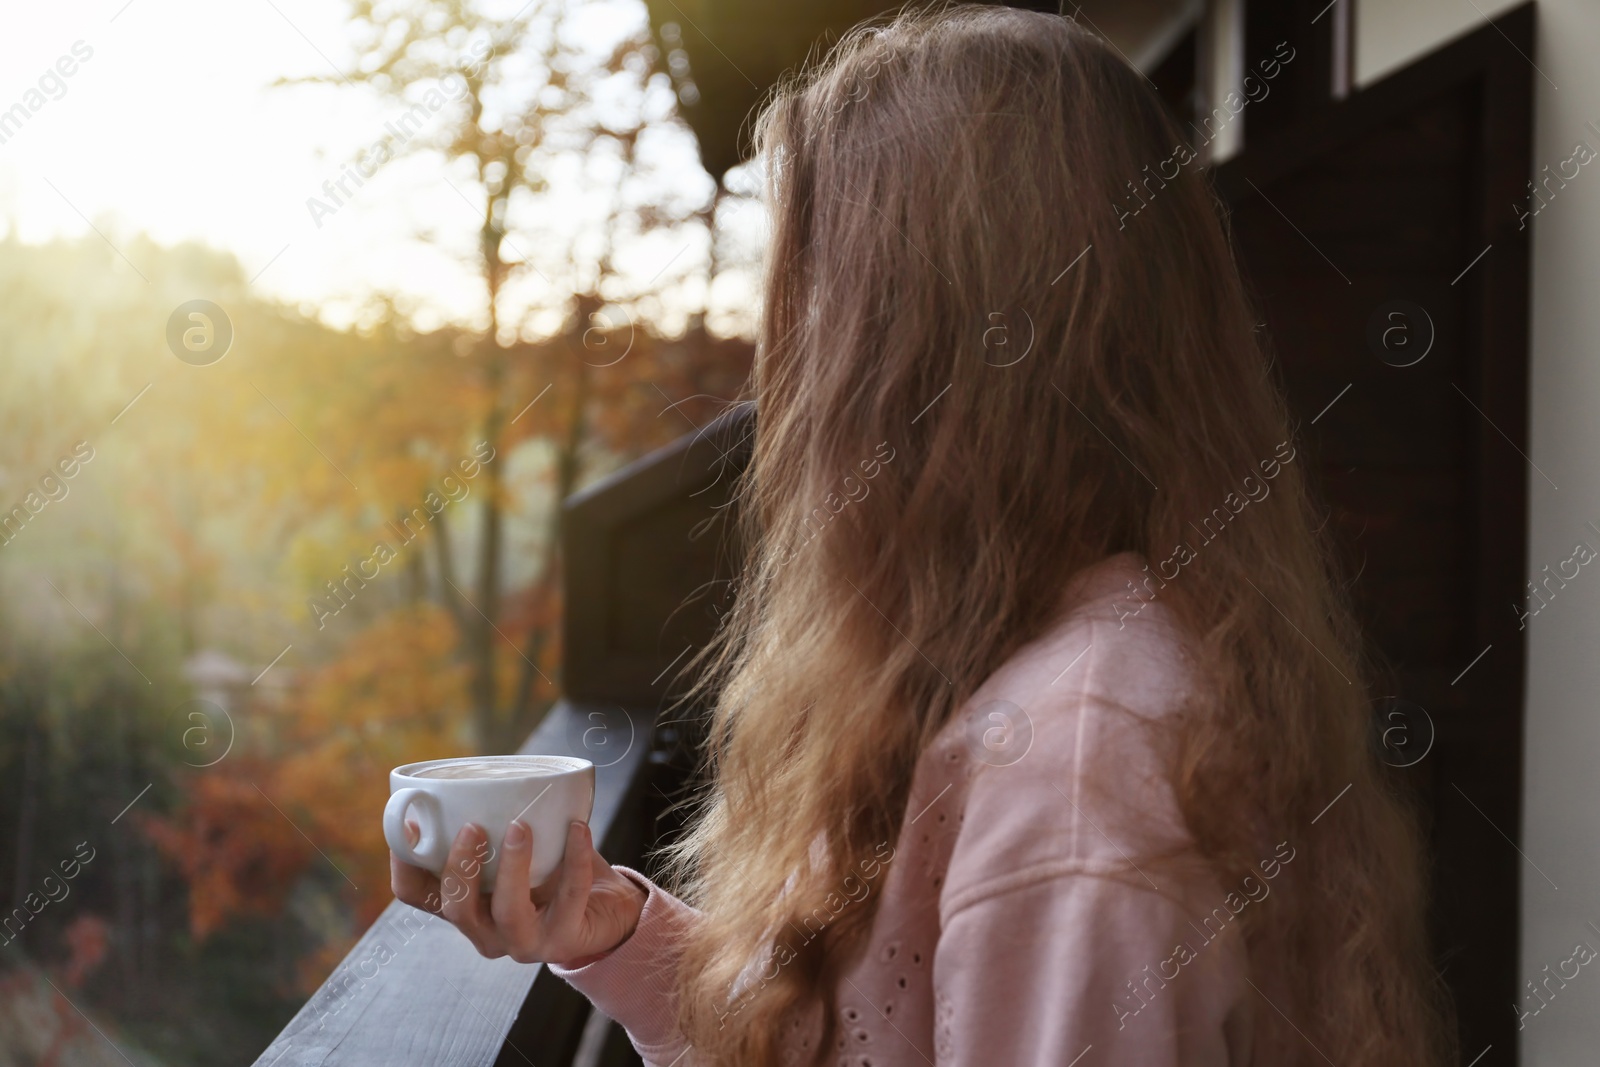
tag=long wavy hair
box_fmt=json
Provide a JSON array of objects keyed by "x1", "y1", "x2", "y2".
[{"x1": 664, "y1": 6, "x2": 1454, "y2": 1065}]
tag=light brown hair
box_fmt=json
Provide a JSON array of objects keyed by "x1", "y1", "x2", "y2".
[{"x1": 666, "y1": 5, "x2": 1454, "y2": 1064}]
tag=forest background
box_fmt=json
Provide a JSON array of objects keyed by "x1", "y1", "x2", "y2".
[{"x1": 0, "y1": 0, "x2": 757, "y2": 1062}]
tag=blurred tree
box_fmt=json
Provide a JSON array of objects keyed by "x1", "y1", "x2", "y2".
[
  {"x1": 141, "y1": 773, "x2": 313, "y2": 941},
  {"x1": 295, "y1": 0, "x2": 749, "y2": 750},
  {"x1": 274, "y1": 603, "x2": 472, "y2": 924},
  {"x1": 142, "y1": 604, "x2": 470, "y2": 957}
]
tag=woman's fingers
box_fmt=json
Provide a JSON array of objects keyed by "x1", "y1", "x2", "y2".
[
  {"x1": 438, "y1": 823, "x2": 505, "y2": 959},
  {"x1": 410, "y1": 818, "x2": 610, "y2": 966},
  {"x1": 542, "y1": 821, "x2": 598, "y2": 960},
  {"x1": 490, "y1": 820, "x2": 541, "y2": 959},
  {"x1": 390, "y1": 852, "x2": 441, "y2": 913},
  {"x1": 391, "y1": 818, "x2": 441, "y2": 911}
]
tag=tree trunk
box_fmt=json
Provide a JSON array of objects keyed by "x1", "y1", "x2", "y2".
[
  {"x1": 509, "y1": 336, "x2": 591, "y2": 736},
  {"x1": 10, "y1": 724, "x2": 38, "y2": 912},
  {"x1": 466, "y1": 161, "x2": 510, "y2": 752},
  {"x1": 470, "y1": 410, "x2": 503, "y2": 751}
]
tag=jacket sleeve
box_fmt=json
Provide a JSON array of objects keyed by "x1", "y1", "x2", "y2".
[
  {"x1": 932, "y1": 870, "x2": 1253, "y2": 1066},
  {"x1": 548, "y1": 866, "x2": 700, "y2": 1066}
]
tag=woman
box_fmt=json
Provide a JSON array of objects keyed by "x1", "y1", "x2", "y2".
[{"x1": 392, "y1": 6, "x2": 1455, "y2": 1064}]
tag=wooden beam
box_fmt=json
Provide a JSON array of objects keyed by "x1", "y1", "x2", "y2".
[{"x1": 562, "y1": 403, "x2": 752, "y2": 706}]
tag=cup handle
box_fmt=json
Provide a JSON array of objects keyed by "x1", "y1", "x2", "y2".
[{"x1": 384, "y1": 787, "x2": 445, "y2": 869}]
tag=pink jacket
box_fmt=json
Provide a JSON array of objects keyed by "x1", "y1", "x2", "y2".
[{"x1": 554, "y1": 553, "x2": 1270, "y2": 1065}]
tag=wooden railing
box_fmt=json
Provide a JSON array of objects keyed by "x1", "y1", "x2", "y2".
[{"x1": 255, "y1": 407, "x2": 751, "y2": 1067}]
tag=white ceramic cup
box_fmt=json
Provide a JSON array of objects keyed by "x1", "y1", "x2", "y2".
[{"x1": 383, "y1": 754, "x2": 595, "y2": 886}]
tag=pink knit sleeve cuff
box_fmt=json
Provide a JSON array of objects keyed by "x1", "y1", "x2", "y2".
[{"x1": 548, "y1": 866, "x2": 699, "y2": 1053}]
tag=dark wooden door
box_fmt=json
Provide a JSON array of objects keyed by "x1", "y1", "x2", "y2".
[{"x1": 1215, "y1": 6, "x2": 1534, "y2": 1062}]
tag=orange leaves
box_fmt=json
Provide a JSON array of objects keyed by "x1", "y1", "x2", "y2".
[
  {"x1": 145, "y1": 606, "x2": 474, "y2": 939},
  {"x1": 283, "y1": 603, "x2": 470, "y2": 748},
  {"x1": 59, "y1": 916, "x2": 111, "y2": 988},
  {"x1": 139, "y1": 774, "x2": 312, "y2": 941},
  {"x1": 278, "y1": 605, "x2": 474, "y2": 921}
]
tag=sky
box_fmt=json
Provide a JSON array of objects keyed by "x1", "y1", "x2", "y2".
[{"x1": 0, "y1": 0, "x2": 754, "y2": 334}]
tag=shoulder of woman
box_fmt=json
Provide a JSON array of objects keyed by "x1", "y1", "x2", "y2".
[
  {"x1": 956, "y1": 551, "x2": 1198, "y2": 749},
  {"x1": 925, "y1": 555, "x2": 1203, "y2": 914}
]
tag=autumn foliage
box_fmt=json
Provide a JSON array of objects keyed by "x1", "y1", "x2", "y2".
[{"x1": 142, "y1": 606, "x2": 472, "y2": 942}]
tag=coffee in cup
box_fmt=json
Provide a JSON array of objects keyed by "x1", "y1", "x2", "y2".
[{"x1": 383, "y1": 754, "x2": 595, "y2": 886}]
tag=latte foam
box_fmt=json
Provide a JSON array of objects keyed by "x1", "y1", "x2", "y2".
[{"x1": 412, "y1": 757, "x2": 574, "y2": 780}]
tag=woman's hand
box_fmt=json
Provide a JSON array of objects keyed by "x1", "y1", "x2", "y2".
[{"x1": 390, "y1": 818, "x2": 647, "y2": 968}]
